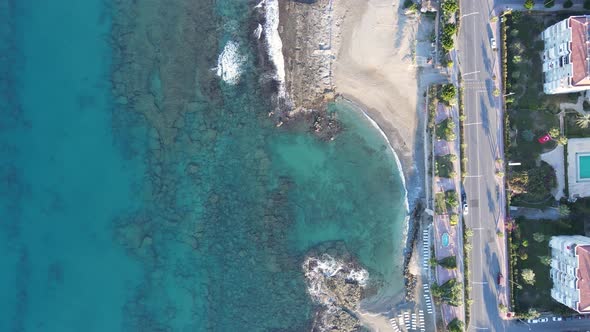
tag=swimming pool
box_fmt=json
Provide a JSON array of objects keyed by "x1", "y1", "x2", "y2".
[
  {"x1": 579, "y1": 154, "x2": 590, "y2": 179},
  {"x1": 442, "y1": 233, "x2": 450, "y2": 247}
]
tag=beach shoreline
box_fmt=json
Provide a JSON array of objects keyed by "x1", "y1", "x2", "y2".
[{"x1": 277, "y1": 0, "x2": 443, "y2": 329}]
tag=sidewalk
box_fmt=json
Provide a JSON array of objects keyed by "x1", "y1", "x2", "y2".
[{"x1": 432, "y1": 101, "x2": 465, "y2": 326}]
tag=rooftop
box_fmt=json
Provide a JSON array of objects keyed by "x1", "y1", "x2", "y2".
[
  {"x1": 576, "y1": 245, "x2": 590, "y2": 312},
  {"x1": 570, "y1": 16, "x2": 590, "y2": 87}
]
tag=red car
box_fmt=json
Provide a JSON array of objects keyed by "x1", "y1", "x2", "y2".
[
  {"x1": 497, "y1": 272, "x2": 504, "y2": 285},
  {"x1": 538, "y1": 134, "x2": 551, "y2": 144}
]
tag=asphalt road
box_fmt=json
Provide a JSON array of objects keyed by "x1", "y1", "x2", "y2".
[{"x1": 457, "y1": 0, "x2": 509, "y2": 331}]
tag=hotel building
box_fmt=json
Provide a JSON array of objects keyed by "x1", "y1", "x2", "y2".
[
  {"x1": 549, "y1": 235, "x2": 590, "y2": 313},
  {"x1": 541, "y1": 16, "x2": 590, "y2": 94}
]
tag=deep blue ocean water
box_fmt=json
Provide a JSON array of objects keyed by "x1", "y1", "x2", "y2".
[{"x1": 0, "y1": 0, "x2": 408, "y2": 331}]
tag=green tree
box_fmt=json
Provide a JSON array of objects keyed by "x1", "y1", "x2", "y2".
[
  {"x1": 446, "y1": 190, "x2": 459, "y2": 208},
  {"x1": 559, "y1": 204, "x2": 571, "y2": 217},
  {"x1": 539, "y1": 255, "x2": 552, "y2": 266},
  {"x1": 432, "y1": 278, "x2": 463, "y2": 306},
  {"x1": 576, "y1": 113, "x2": 590, "y2": 128},
  {"x1": 441, "y1": 0, "x2": 459, "y2": 15},
  {"x1": 549, "y1": 127, "x2": 560, "y2": 138},
  {"x1": 522, "y1": 239, "x2": 529, "y2": 247},
  {"x1": 438, "y1": 256, "x2": 457, "y2": 269},
  {"x1": 447, "y1": 318, "x2": 465, "y2": 332},
  {"x1": 556, "y1": 135, "x2": 568, "y2": 146},
  {"x1": 499, "y1": 303, "x2": 508, "y2": 313},
  {"x1": 563, "y1": 0, "x2": 573, "y2": 8},
  {"x1": 440, "y1": 84, "x2": 457, "y2": 104},
  {"x1": 524, "y1": 0, "x2": 534, "y2": 10},
  {"x1": 522, "y1": 268, "x2": 536, "y2": 285},
  {"x1": 532, "y1": 232, "x2": 545, "y2": 242}
]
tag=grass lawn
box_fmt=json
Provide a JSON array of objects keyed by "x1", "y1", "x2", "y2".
[
  {"x1": 436, "y1": 154, "x2": 456, "y2": 178},
  {"x1": 511, "y1": 211, "x2": 585, "y2": 315},
  {"x1": 435, "y1": 192, "x2": 446, "y2": 214}
]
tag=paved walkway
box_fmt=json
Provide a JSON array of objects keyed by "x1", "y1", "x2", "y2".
[
  {"x1": 509, "y1": 206, "x2": 560, "y2": 220},
  {"x1": 540, "y1": 145, "x2": 565, "y2": 200}
]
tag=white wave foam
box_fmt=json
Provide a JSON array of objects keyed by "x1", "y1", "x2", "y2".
[
  {"x1": 253, "y1": 24, "x2": 263, "y2": 40},
  {"x1": 215, "y1": 41, "x2": 246, "y2": 85},
  {"x1": 260, "y1": 0, "x2": 286, "y2": 96},
  {"x1": 303, "y1": 254, "x2": 368, "y2": 303}
]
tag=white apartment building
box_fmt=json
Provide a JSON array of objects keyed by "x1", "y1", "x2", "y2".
[
  {"x1": 549, "y1": 235, "x2": 590, "y2": 313},
  {"x1": 541, "y1": 16, "x2": 590, "y2": 94}
]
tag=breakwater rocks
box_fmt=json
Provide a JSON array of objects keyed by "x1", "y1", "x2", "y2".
[{"x1": 303, "y1": 253, "x2": 368, "y2": 332}]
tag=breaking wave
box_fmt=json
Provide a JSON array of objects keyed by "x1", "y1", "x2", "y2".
[
  {"x1": 215, "y1": 41, "x2": 246, "y2": 85},
  {"x1": 259, "y1": 0, "x2": 286, "y2": 97},
  {"x1": 303, "y1": 254, "x2": 368, "y2": 303}
]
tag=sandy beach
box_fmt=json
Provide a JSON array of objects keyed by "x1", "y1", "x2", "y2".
[{"x1": 333, "y1": 0, "x2": 435, "y2": 192}]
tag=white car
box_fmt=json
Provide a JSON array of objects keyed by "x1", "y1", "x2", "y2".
[
  {"x1": 463, "y1": 202, "x2": 469, "y2": 215},
  {"x1": 552, "y1": 317, "x2": 562, "y2": 321},
  {"x1": 539, "y1": 318, "x2": 549, "y2": 323},
  {"x1": 531, "y1": 319, "x2": 539, "y2": 323},
  {"x1": 491, "y1": 37, "x2": 497, "y2": 50}
]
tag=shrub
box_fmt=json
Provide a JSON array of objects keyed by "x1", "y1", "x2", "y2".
[
  {"x1": 438, "y1": 256, "x2": 457, "y2": 269},
  {"x1": 450, "y1": 214, "x2": 459, "y2": 226},
  {"x1": 563, "y1": 0, "x2": 573, "y2": 8},
  {"x1": 524, "y1": 0, "x2": 534, "y2": 10},
  {"x1": 549, "y1": 127, "x2": 560, "y2": 138},
  {"x1": 556, "y1": 135, "x2": 568, "y2": 146}
]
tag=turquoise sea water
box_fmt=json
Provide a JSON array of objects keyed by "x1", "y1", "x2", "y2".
[{"x1": 0, "y1": 0, "x2": 407, "y2": 331}]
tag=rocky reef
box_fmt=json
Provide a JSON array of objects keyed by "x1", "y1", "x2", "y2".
[{"x1": 303, "y1": 253, "x2": 368, "y2": 332}]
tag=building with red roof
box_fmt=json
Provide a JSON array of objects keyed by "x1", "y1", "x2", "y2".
[
  {"x1": 541, "y1": 16, "x2": 590, "y2": 94},
  {"x1": 549, "y1": 235, "x2": 590, "y2": 313}
]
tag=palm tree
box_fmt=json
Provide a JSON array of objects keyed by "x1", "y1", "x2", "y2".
[{"x1": 576, "y1": 113, "x2": 590, "y2": 129}]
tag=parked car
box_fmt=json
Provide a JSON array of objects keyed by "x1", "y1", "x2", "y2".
[
  {"x1": 497, "y1": 272, "x2": 504, "y2": 286},
  {"x1": 531, "y1": 319, "x2": 539, "y2": 323},
  {"x1": 490, "y1": 37, "x2": 497, "y2": 50},
  {"x1": 539, "y1": 317, "x2": 549, "y2": 323},
  {"x1": 552, "y1": 316, "x2": 562, "y2": 321},
  {"x1": 463, "y1": 202, "x2": 469, "y2": 215}
]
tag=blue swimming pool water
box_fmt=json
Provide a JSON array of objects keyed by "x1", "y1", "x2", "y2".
[
  {"x1": 579, "y1": 155, "x2": 590, "y2": 179},
  {"x1": 442, "y1": 233, "x2": 450, "y2": 247}
]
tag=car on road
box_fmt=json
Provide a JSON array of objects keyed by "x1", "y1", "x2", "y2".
[
  {"x1": 490, "y1": 37, "x2": 497, "y2": 50},
  {"x1": 462, "y1": 202, "x2": 468, "y2": 215},
  {"x1": 497, "y1": 272, "x2": 504, "y2": 286},
  {"x1": 539, "y1": 317, "x2": 549, "y2": 323},
  {"x1": 552, "y1": 316, "x2": 562, "y2": 321}
]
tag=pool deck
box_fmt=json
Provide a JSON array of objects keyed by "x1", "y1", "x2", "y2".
[
  {"x1": 540, "y1": 145, "x2": 565, "y2": 201},
  {"x1": 567, "y1": 138, "x2": 590, "y2": 198}
]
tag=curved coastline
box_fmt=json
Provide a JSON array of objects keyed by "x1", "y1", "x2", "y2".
[{"x1": 336, "y1": 96, "x2": 410, "y2": 214}]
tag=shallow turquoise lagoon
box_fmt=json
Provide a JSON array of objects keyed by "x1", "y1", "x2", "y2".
[{"x1": 0, "y1": 0, "x2": 409, "y2": 330}]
